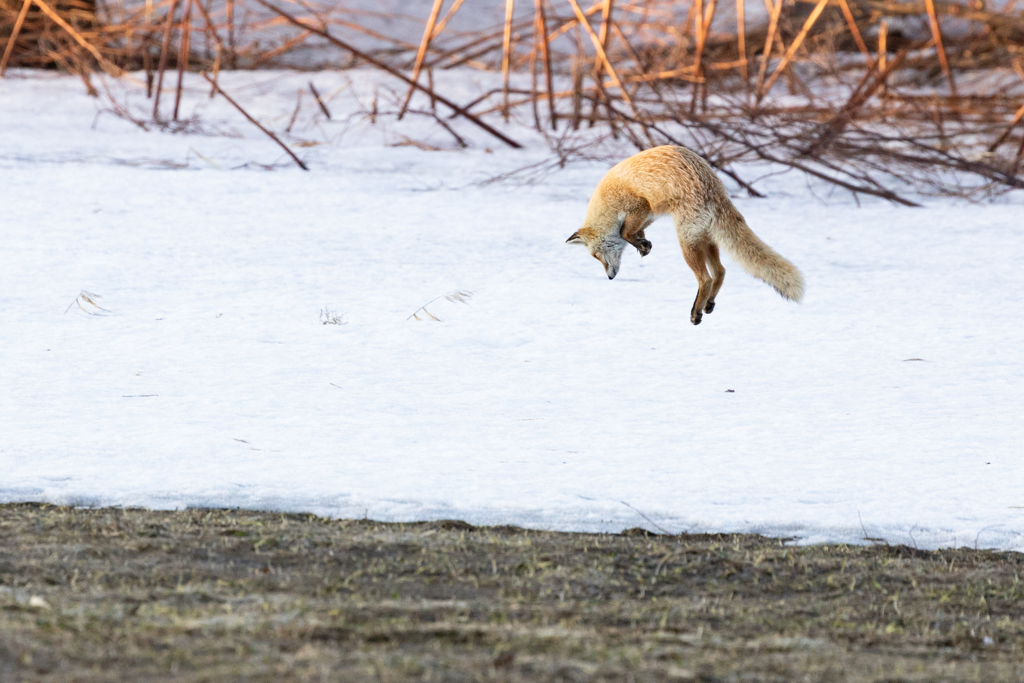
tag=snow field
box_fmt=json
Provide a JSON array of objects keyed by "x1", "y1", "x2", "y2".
[{"x1": 1, "y1": 70, "x2": 1023, "y2": 549}]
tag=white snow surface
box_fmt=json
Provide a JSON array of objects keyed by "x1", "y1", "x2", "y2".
[{"x1": 2, "y1": 70, "x2": 1023, "y2": 550}]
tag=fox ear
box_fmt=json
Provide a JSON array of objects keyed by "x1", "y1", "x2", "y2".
[{"x1": 566, "y1": 231, "x2": 585, "y2": 245}]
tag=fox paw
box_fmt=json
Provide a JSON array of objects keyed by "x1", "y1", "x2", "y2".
[
  {"x1": 690, "y1": 311, "x2": 703, "y2": 325},
  {"x1": 704, "y1": 300, "x2": 715, "y2": 314},
  {"x1": 636, "y1": 240, "x2": 652, "y2": 257}
]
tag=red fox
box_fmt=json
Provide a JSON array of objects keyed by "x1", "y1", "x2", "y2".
[{"x1": 566, "y1": 145, "x2": 804, "y2": 325}]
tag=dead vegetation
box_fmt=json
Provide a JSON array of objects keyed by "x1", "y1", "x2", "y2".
[
  {"x1": 3, "y1": 503, "x2": 1024, "y2": 681},
  {"x1": 408, "y1": 289, "x2": 473, "y2": 321},
  {"x1": 2, "y1": 0, "x2": 1024, "y2": 199}
]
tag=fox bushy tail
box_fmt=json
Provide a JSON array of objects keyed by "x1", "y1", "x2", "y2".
[{"x1": 711, "y1": 207, "x2": 805, "y2": 302}]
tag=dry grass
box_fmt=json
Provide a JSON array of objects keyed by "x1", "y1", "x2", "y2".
[
  {"x1": 408, "y1": 289, "x2": 473, "y2": 321},
  {"x1": 3, "y1": 0, "x2": 1024, "y2": 198},
  {"x1": 3, "y1": 503, "x2": 1024, "y2": 681},
  {"x1": 319, "y1": 308, "x2": 346, "y2": 325}
]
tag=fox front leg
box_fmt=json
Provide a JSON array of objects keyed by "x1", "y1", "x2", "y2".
[
  {"x1": 626, "y1": 230, "x2": 652, "y2": 257},
  {"x1": 620, "y1": 211, "x2": 653, "y2": 257}
]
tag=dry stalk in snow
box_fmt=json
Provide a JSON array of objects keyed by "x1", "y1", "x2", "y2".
[
  {"x1": 2, "y1": 0, "x2": 1023, "y2": 198},
  {"x1": 319, "y1": 308, "x2": 346, "y2": 325},
  {"x1": 408, "y1": 290, "x2": 473, "y2": 321},
  {"x1": 64, "y1": 290, "x2": 110, "y2": 315}
]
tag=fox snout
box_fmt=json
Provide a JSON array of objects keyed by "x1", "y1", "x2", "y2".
[
  {"x1": 567, "y1": 230, "x2": 624, "y2": 280},
  {"x1": 601, "y1": 256, "x2": 618, "y2": 280}
]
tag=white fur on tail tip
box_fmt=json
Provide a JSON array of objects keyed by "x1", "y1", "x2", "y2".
[
  {"x1": 776, "y1": 269, "x2": 805, "y2": 302},
  {"x1": 566, "y1": 145, "x2": 805, "y2": 325}
]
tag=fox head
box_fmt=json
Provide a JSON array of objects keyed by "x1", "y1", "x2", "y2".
[{"x1": 566, "y1": 227, "x2": 627, "y2": 280}]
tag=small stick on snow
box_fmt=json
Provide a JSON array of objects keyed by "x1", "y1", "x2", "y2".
[
  {"x1": 408, "y1": 108, "x2": 468, "y2": 148},
  {"x1": 309, "y1": 81, "x2": 331, "y2": 119},
  {"x1": 619, "y1": 501, "x2": 672, "y2": 535},
  {"x1": 285, "y1": 88, "x2": 303, "y2": 133},
  {"x1": 65, "y1": 291, "x2": 111, "y2": 315},
  {"x1": 201, "y1": 71, "x2": 309, "y2": 171},
  {"x1": 408, "y1": 290, "x2": 472, "y2": 321}
]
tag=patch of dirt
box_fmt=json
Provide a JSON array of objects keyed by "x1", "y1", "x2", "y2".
[{"x1": 2, "y1": 503, "x2": 1023, "y2": 681}]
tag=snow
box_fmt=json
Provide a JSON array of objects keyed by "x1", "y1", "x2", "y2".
[{"x1": 2, "y1": 69, "x2": 1023, "y2": 550}]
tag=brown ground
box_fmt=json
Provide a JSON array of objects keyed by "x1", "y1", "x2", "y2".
[{"x1": 2, "y1": 503, "x2": 1024, "y2": 682}]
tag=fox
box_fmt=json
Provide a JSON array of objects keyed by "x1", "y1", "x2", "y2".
[{"x1": 566, "y1": 145, "x2": 804, "y2": 325}]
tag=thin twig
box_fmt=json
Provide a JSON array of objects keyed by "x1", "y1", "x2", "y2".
[
  {"x1": 201, "y1": 71, "x2": 309, "y2": 171},
  {"x1": 309, "y1": 81, "x2": 331, "y2": 119},
  {"x1": 153, "y1": 0, "x2": 178, "y2": 119},
  {"x1": 254, "y1": 0, "x2": 523, "y2": 149},
  {"x1": 172, "y1": 0, "x2": 192, "y2": 121},
  {"x1": 837, "y1": 0, "x2": 871, "y2": 61},
  {"x1": 501, "y1": 0, "x2": 515, "y2": 121},
  {"x1": 565, "y1": 0, "x2": 640, "y2": 119},
  {"x1": 534, "y1": 0, "x2": 557, "y2": 129},
  {"x1": 988, "y1": 99, "x2": 1024, "y2": 152},
  {"x1": 758, "y1": 0, "x2": 829, "y2": 100},
  {"x1": 755, "y1": 0, "x2": 783, "y2": 97},
  {"x1": 398, "y1": 0, "x2": 444, "y2": 120},
  {"x1": 924, "y1": 0, "x2": 957, "y2": 95}
]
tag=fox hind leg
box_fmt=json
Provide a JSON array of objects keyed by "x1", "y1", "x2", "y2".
[
  {"x1": 704, "y1": 242, "x2": 726, "y2": 313},
  {"x1": 681, "y1": 241, "x2": 714, "y2": 325}
]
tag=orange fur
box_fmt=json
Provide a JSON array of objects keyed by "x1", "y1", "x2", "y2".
[{"x1": 567, "y1": 145, "x2": 805, "y2": 325}]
